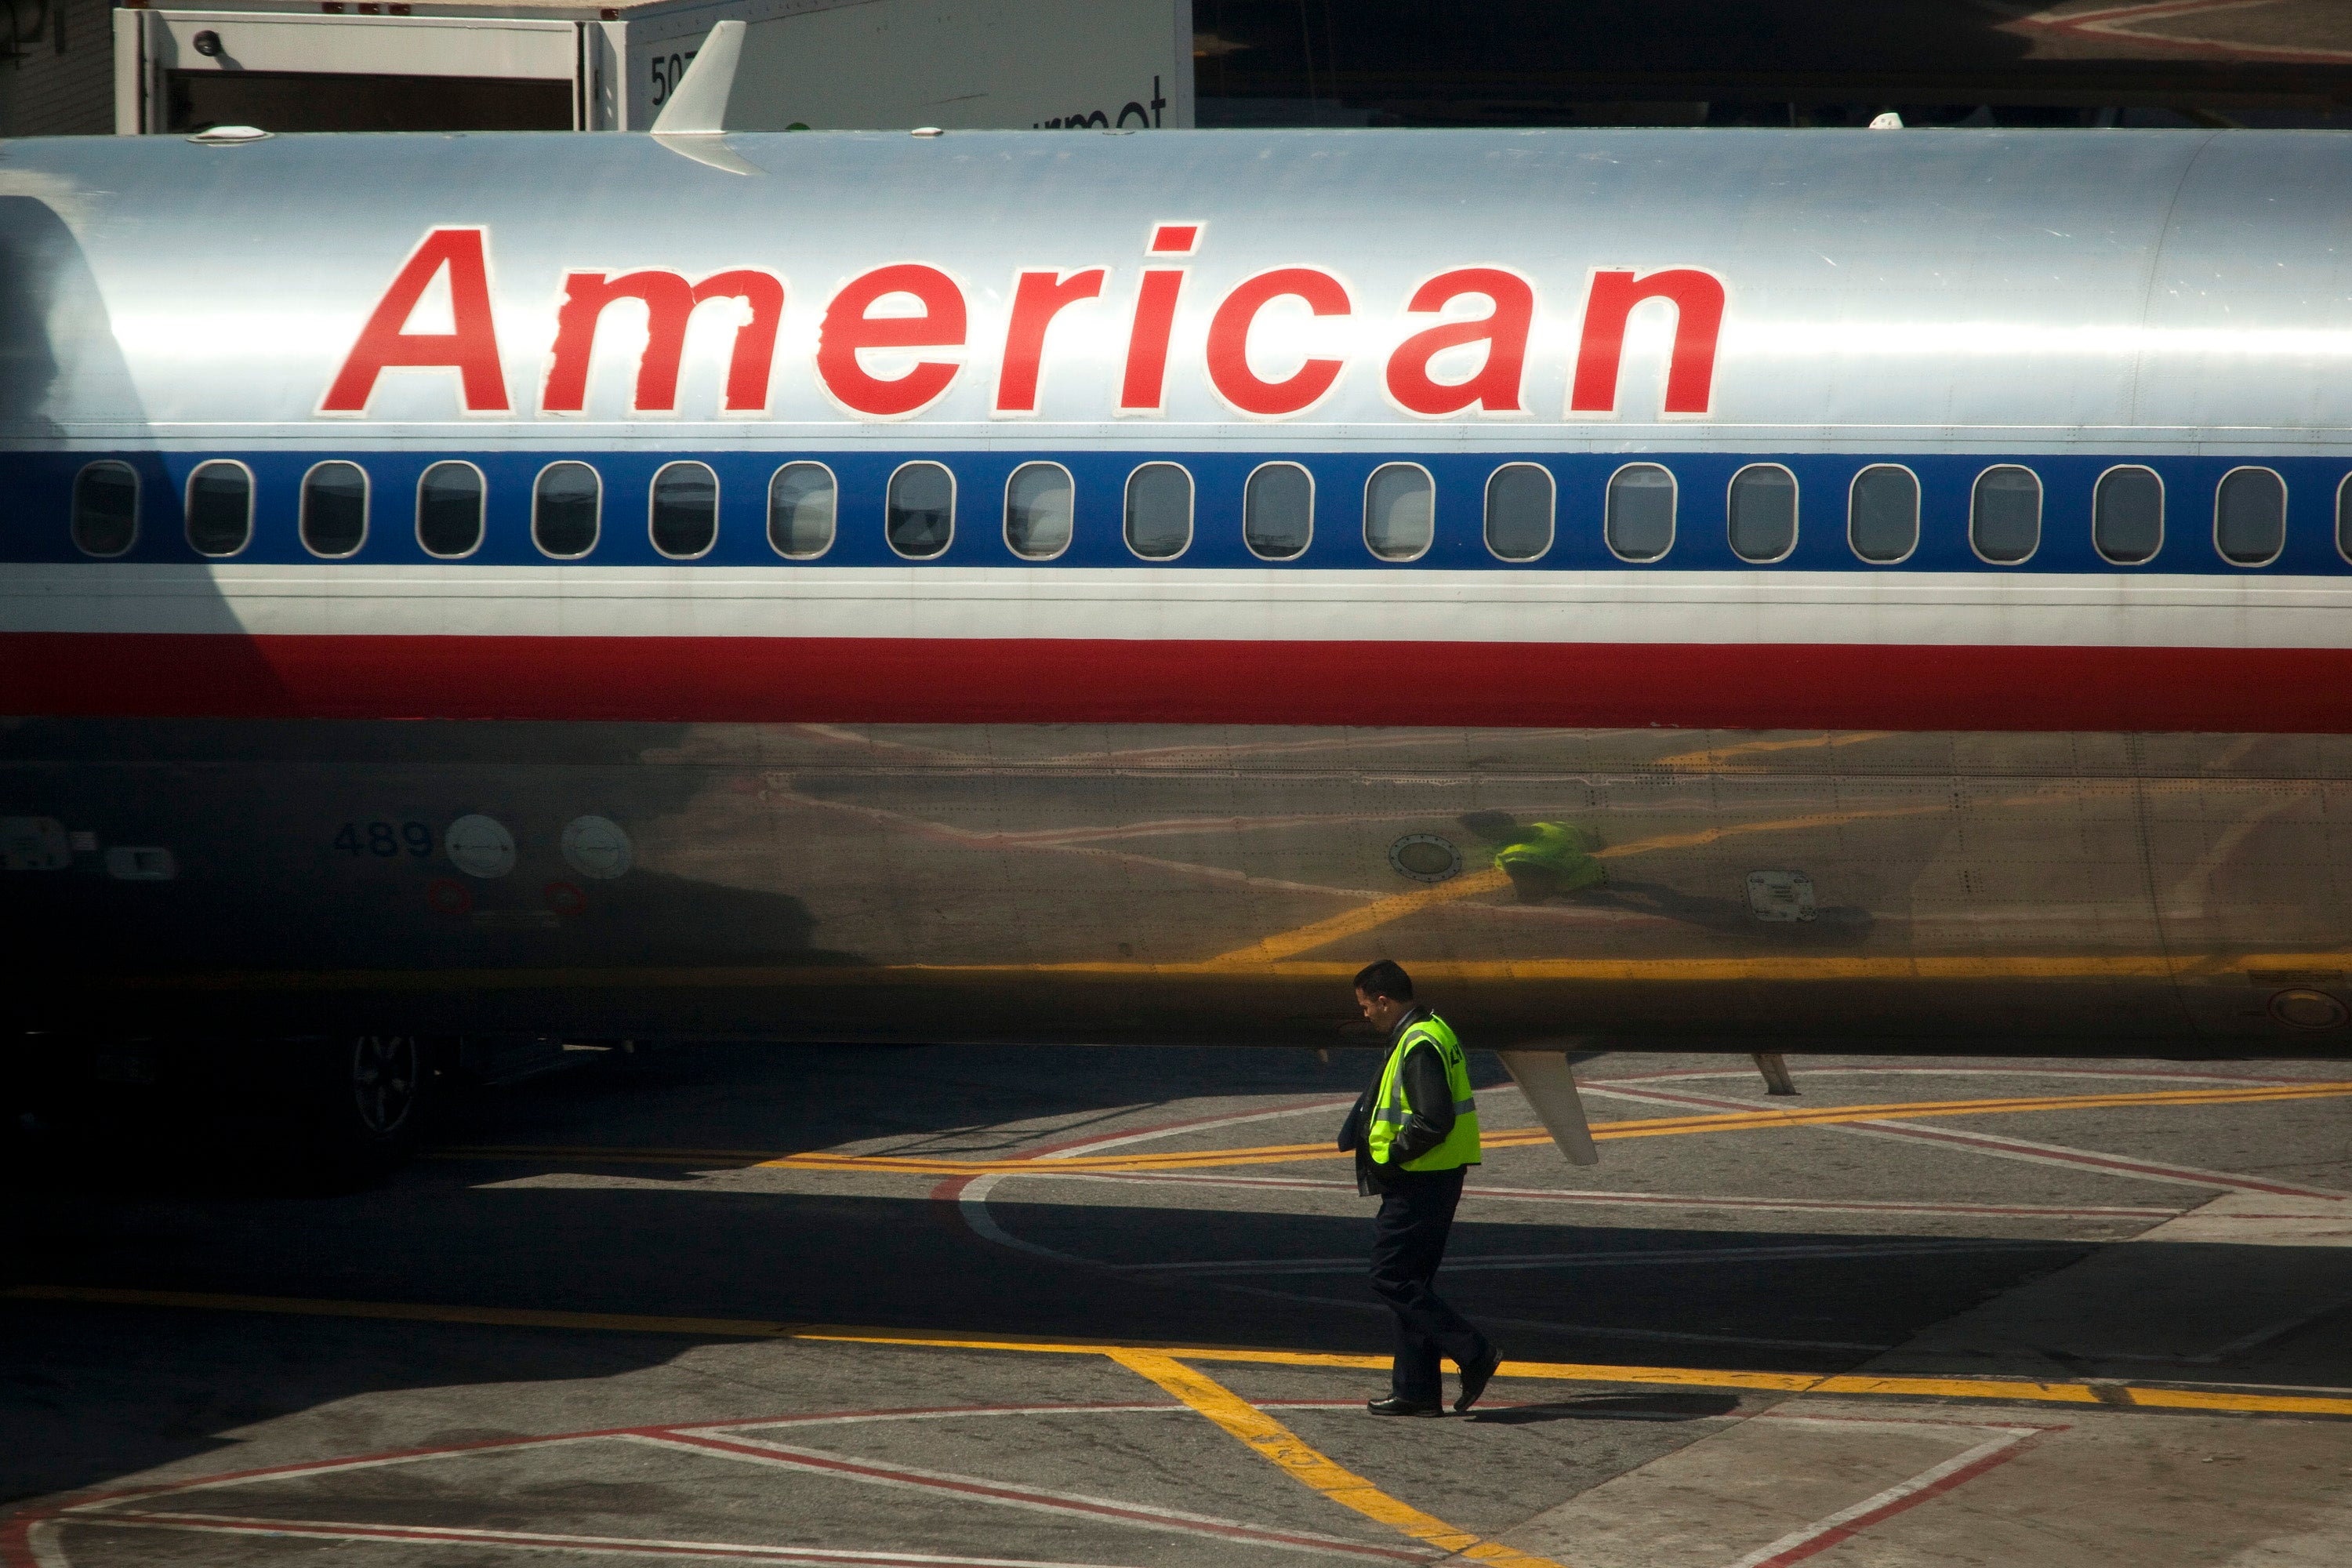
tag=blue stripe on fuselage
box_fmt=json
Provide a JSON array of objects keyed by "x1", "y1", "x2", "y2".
[{"x1": 5, "y1": 448, "x2": 2346, "y2": 576}]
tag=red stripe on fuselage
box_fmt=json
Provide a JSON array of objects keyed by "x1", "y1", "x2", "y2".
[{"x1": 3, "y1": 632, "x2": 2347, "y2": 731}]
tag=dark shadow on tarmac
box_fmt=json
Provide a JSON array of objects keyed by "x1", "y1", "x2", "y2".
[{"x1": 6, "y1": 1043, "x2": 2350, "y2": 1510}]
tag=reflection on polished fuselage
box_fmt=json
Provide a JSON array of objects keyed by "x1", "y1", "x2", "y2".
[{"x1": 4, "y1": 127, "x2": 2351, "y2": 1057}]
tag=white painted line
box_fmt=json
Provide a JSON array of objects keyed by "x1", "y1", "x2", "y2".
[
  {"x1": 632, "y1": 1430, "x2": 1425, "y2": 1561},
  {"x1": 1584, "y1": 1083, "x2": 2351, "y2": 1200},
  {"x1": 1019, "y1": 1066, "x2": 2298, "y2": 1163},
  {"x1": 2201, "y1": 1287, "x2": 2352, "y2": 1358},
  {"x1": 1584, "y1": 1066, "x2": 2310, "y2": 1089},
  {"x1": 1844, "y1": 1120, "x2": 2352, "y2": 1200},
  {"x1": 72, "y1": 1512, "x2": 1152, "y2": 1568},
  {"x1": 953, "y1": 1171, "x2": 1077, "y2": 1266},
  {"x1": 953, "y1": 1173, "x2": 2024, "y2": 1352},
  {"x1": 1366, "y1": 1303, "x2": 1892, "y2": 1355},
  {"x1": 730, "y1": 1403, "x2": 1189, "y2": 1428},
  {"x1": 2099, "y1": 1287, "x2": 2352, "y2": 1365},
  {"x1": 1717, "y1": 1428, "x2": 2040, "y2": 1568},
  {"x1": 1122, "y1": 1239, "x2": 2076, "y2": 1277},
  {"x1": 61, "y1": 1433, "x2": 618, "y2": 1509},
  {"x1": 1003, "y1": 1165, "x2": 2179, "y2": 1221},
  {"x1": 20, "y1": 1520, "x2": 68, "y2": 1568},
  {"x1": 1033, "y1": 1098, "x2": 1358, "y2": 1160},
  {"x1": 1755, "y1": 1414, "x2": 2049, "y2": 1438}
]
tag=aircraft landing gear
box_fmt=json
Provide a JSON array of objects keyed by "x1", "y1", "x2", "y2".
[{"x1": 287, "y1": 1033, "x2": 444, "y2": 1187}]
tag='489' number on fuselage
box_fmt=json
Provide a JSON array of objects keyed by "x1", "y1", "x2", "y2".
[{"x1": 334, "y1": 821, "x2": 433, "y2": 858}]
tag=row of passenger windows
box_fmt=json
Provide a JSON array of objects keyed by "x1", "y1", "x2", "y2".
[{"x1": 61, "y1": 456, "x2": 2320, "y2": 568}]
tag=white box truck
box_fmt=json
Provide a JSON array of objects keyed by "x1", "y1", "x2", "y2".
[{"x1": 114, "y1": 0, "x2": 1193, "y2": 133}]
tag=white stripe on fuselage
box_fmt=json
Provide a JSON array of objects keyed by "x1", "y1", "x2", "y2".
[{"x1": 6, "y1": 562, "x2": 2352, "y2": 648}]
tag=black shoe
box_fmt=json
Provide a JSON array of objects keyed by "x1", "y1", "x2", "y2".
[
  {"x1": 1366, "y1": 1396, "x2": 1445, "y2": 1417},
  {"x1": 1454, "y1": 1349, "x2": 1502, "y2": 1414}
]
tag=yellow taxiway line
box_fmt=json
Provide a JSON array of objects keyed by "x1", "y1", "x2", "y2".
[
  {"x1": 9, "y1": 1283, "x2": 2350, "y2": 1421},
  {"x1": 429, "y1": 1080, "x2": 2352, "y2": 1177},
  {"x1": 1109, "y1": 1348, "x2": 1565, "y2": 1566}
]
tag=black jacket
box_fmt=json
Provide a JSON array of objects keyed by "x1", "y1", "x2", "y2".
[{"x1": 1335, "y1": 1006, "x2": 1457, "y2": 1195}]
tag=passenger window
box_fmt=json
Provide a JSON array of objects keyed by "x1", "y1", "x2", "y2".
[
  {"x1": 417, "y1": 462, "x2": 485, "y2": 557},
  {"x1": 651, "y1": 461, "x2": 718, "y2": 559},
  {"x1": 1484, "y1": 464, "x2": 1554, "y2": 561},
  {"x1": 2339, "y1": 474, "x2": 2352, "y2": 564},
  {"x1": 1005, "y1": 462, "x2": 1074, "y2": 560},
  {"x1": 1125, "y1": 463, "x2": 1192, "y2": 559},
  {"x1": 185, "y1": 460, "x2": 252, "y2": 557},
  {"x1": 768, "y1": 463, "x2": 836, "y2": 559},
  {"x1": 300, "y1": 461, "x2": 368, "y2": 558},
  {"x1": 1605, "y1": 463, "x2": 1675, "y2": 562},
  {"x1": 887, "y1": 462, "x2": 954, "y2": 558},
  {"x1": 2216, "y1": 467, "x2": 2285, "y2": 566},
  {"x1": 1726, "y1": 465, "x2": 1796, "y2": 563},
  {"x1": 71, "y1": 461, "x2": 139, "y2": 557},
  {"x1": 1848, "y1": 465, "x2": 1919, "y2": 563},
  {"x1": 532, "y1": 461, "x2": 601, "y2": 558},
  {"x1": 1244, "y1": 463, "x2": 1313, "y2": 560},
  {"x1": 2094, "y1": 466, "x2": 2163, "y2": 564},
  {"x1": 1970, "y1": 466, "x2": 2042, "y2": 564},
  {"x1": 1364, "y1": 463, "x2": 1433, "y2": 561}
]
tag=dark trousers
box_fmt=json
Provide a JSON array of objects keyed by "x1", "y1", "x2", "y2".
[{"x1": 1368, "y1": 1166, "x2": 1492, "y2": 1401}]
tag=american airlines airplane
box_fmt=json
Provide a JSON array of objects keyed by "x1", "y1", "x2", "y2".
[{"x1": 6, "y1": 81, "x2": 2352, "y2": 1160}]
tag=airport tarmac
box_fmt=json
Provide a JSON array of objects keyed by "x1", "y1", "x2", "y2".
[{"x1": 5, "y1": 1042, "x2": 2351, "y2": 1566}]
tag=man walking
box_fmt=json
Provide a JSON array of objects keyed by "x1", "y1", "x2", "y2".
[{"x1": 1337, "y1": 960, "x2": 1501, "y2": 1417}]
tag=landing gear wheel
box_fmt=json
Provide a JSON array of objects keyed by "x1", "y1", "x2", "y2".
[
  {"x1": 289, "y1": 1033, "x2": 441, "y2": 1188},
  {"x1": 349, "y1": 1034, "x2": 424, "y2": 1140}
]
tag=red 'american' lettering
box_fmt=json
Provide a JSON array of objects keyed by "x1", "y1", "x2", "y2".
[
  {"x1": 1568, "y1": 267, "x2": 1726, "y2": 417},
  {"x1": 816, "y1": 264, "x2": 967, "y2": 418},
  {"x1": 324, "y1": 227, "x2": 1727, "y2": 422},
  {"x1": 1206, "y1": 267, "x2": 1352, "y2": 417},
  {"x1": 996, "y1": 268, "x2": 1107, "y2": 416},
  {"x1": 541, "y1": 269, "x2": 785, "y2": 415},
  {"x1": 321, "y1": 227, "x2": 508, "y2": 414},
  {"x1": 1385, "y1": 267, "x2": 1534, "y2": 417}
]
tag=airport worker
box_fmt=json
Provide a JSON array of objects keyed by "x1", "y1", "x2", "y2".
[{"x1": 1336, "y1": 960, "x2": 1501, "y2": 1417}]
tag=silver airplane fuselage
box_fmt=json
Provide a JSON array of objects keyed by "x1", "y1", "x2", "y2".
[{"x1": 5, "y1": 125, "x2": 2351, "y2": 1057}]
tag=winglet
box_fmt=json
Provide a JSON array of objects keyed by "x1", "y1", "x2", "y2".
[{"x1": 649, "y1": 20, "x2": 745, "y2": 135}]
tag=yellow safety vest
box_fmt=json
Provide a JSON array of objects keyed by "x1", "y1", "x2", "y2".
[{"x1": 1366, "y1": 1011, "x2": 1482, "y2": 1172}]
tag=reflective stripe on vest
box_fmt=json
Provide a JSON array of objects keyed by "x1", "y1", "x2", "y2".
[{"x1": 1364, "y1": 1011, "x2": 1482, "y2": 1173}]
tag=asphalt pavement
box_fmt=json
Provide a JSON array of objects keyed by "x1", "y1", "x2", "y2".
[{"x1": 6, "y1": 1041, "x2": 2351, "y2": 1566}]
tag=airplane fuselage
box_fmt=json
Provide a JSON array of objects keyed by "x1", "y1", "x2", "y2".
[{"x1": 5, "y1": 126, "x2": 2350, "y2": 1056}]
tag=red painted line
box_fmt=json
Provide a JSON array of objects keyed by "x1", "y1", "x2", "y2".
[
  {"x1": 2, "y1": 1405, "x2": 1236, "y2": 1533},
  {"x1": 1587, "y1": 1065, "x2": 2311, "y2": 1088},
  {"x1": 9, "y1": 1400, "x2": 1429, "y2": 1568},
  {"x1": 1592, "y1": 1083, "x2": 2351, "y2": 1200},
  {"x1": 1031, "y1": 1166, "x2": 2179, "y2": 1220},
  {"x1": 1848, "y1": 1120, "x2": 2351, "y2": 1199},
  {"x1": 13, "y1": 631, "x2": 2352, "y2": 731},
  {"x1": 645, "y1": 1430, "x2": 1425, "y2": 1561},
  {"x1": 713, "y1": 1403, "x2": 1185, "y2": 1428},
  {"x1": 1739, "y1": 1434, "x2": 2042, "y2": 1568},
  {"x1": 1004, "y1": 1102, "x2": 1347, "y2": 1161},
  {"x1": 1029, "y1": 1099, "x2": 1359, "y2": 1160},
  {"x1": 81, "y1": 1511, "x2": 1144, "y2": 1566},
  {"x1": 0, "y1": 1514, "x2": 45, "y2": 1568},
  {"x1": 1758, "y1": 1413, "x2": 2066, "y2": 1434}
]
